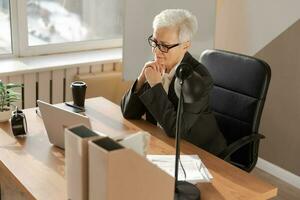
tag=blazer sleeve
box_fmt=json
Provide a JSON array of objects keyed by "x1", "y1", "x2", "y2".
[
  {"x1": 139, "y1": 83, "x2": 199, "y2": 137},
  {"x1": 120, "y1": 79, "x2": 147, "y2": 119}
]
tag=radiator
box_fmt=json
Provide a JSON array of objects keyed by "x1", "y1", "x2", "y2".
[
  {"x1": 75, "y1": 71, "x2": 132, "y2": 105},
  {"x1": 0, "y1": 62, "x2": 123, "y2": 109}
]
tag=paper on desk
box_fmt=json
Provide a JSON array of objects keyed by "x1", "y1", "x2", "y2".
[{"x1": 147, "y1": 155, "x2": 213, "y2": 184}]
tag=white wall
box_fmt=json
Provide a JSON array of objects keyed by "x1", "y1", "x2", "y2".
[
  {"x1": 215, "y1": 0, "x2": 300, "y2": 55},
  {"x1": 123, "y1": 0, "x2": 216, "y2": 80}
]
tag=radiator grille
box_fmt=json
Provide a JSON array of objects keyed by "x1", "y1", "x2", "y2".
[{"x1": 0, "y1": 62, "x2": 121, "y2": 109}]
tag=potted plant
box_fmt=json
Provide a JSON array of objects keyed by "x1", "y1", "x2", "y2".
[{"x1": 0, "y1": 80, "x2": 22, "y2": 122}]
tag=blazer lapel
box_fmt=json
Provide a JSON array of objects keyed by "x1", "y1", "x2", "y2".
[
  {"x1": 168, "y1": 77, "x2": 178, "y2": 110},
  {"x1": 167, "y1": 52, "x2": 195, "y2": 110}
]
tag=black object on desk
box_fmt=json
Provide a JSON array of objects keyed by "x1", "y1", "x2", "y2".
[
  {"x1": 71, "y1": 81, "x2": 87, "y2": 107},
  {"x1": 64, "y1": 102, "x2": 85, "y2": 112},
  {"x1": 10, "y1": 108, "x2": 27, "y2": 137}
]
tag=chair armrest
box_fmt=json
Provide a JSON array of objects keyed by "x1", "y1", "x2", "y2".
[{"x1": 218, "y1": 133, "x2": 265, "y2": 161}]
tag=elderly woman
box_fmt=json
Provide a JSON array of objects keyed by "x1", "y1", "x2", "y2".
[{"x1": 121, "y1": 9, "x2": 226, "y2": 155}]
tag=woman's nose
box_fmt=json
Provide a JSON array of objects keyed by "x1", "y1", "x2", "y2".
[{"x1": 153, "y1": 46, "x2": 163, "y2": 55}]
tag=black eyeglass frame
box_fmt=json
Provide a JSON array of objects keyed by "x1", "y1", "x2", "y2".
[{"x1": 147, "y1": 35, "x2": 181, "y2": 53}]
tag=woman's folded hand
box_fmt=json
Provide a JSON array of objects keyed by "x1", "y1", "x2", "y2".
[{"x1": 144, "y1": 61, "x2": 165, "y2": 87}]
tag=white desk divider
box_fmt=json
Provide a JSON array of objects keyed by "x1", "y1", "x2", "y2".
[
  {"x1": 65, "y1": 125, "x2": 102, "y2": 200},
  {"x1": 89, "y1": 137, "x2": 175, "y2": 200}
]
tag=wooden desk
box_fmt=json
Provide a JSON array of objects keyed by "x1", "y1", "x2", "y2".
[{"x1": 0, "y1": 97, "x2": 277, "y2": 200}]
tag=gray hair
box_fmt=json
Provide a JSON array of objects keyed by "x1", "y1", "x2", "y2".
[{"x1": 152, "y1": 9, "x2": 198, "y2": 43}]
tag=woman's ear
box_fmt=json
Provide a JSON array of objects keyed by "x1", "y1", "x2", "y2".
[{"x1": 183, "y1": 41, "x2": 191, "y2": 50}]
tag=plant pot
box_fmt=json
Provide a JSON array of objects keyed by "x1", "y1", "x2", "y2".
[{"x1": 0, "y1": 109, "x2": 11, "y2": 122}]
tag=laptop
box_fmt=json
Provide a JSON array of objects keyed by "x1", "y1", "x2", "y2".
[{"x1": 37, "y1": 100, "x2": 92, "y2": 149}]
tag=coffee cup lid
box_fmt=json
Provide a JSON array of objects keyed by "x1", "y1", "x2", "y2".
[{"x1": 71, "y1": 81, "x2": 86, "y2": 87}]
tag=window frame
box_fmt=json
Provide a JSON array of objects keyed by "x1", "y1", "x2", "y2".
[
  {"x1": 0, "y1": 0, "x2": 14, "y2": 57},
  {"x1": 4, "y1": 0, "x2": 122, "y2": 57}
]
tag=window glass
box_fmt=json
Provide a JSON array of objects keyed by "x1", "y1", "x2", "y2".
[{"x1": 27, "y1": 0, "x2": 123, "y2": 46}]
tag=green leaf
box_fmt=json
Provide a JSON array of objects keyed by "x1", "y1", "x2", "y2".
[
  {"x1": 6, "y1": 91, "x2": 21, "y2": 96},
  {"x1": 0, "y1": 82, "x2": 23, "y2": 108},
  {"x1": 6, "y1": 96, "x2": 20, "y2": 100},
  {"x1": 4, "y1": 97, "x2": 20, "y2": 101}
]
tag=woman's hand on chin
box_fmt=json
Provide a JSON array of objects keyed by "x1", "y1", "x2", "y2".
[{"x1": 144, "y1": 61, "x2": 165, "y2": 87}]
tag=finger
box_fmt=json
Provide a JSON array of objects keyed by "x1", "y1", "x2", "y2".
[
  {"x1": 160, "y1": 63, "x2": 165, "y2": 72},
  {"x1": 145, "y1": 65, "x2": 153, "y2": 72},
  {"x1": 149, "y1": 64, "x2": 157, "y2": 72},
  {"x1": 147, "y1": 66, "x2": 156, "y2": 76},
  {"x1": 144, "y1": 61, "x2": 155, "y2": 70},
  {"x1": 150, "y1": 62, "x2": 157, "y2": 72},
  {"x1": 155, "y1": 62, "x2": 161, "y2": 72},
  {"x1": 156, "y1": 63, "x2": 164, "y2": 75},
  {"x1": 157, "y1": 63, "x2": 161, "y2": 72},
  {"x1": 144, "y1": 67, "x2": 150, "y2": 79}
]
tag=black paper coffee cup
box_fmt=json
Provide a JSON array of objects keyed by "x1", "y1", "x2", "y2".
[{"x1": 71, "y1": 81, "x2": 87, "y2": 107}]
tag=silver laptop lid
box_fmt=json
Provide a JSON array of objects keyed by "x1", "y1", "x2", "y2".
[{"x1": 37, "y1": 100, "x2": 91, "y2": 149}]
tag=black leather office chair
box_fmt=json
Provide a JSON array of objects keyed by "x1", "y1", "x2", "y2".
[{"x1": 200, "y1": 49, "x2": 271, "y2": 172}]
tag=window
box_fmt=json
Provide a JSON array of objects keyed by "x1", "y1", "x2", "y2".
[
  {"x1": 0, "y1": 0, "x2": 12, "y2": 55},
  {"x1": 1, "y1": 0, "x2": 123, "y2": 57}
]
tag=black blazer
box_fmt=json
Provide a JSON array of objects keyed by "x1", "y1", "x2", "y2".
[{"x1": 121, "y1": 52, "x2": 227, "y2": 155}]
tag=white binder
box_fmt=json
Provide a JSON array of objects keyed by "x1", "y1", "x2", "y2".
[
  {"x1": 88, "y1": 137, "x2": 175, "y2": 200},
  {"x1": 65, "y1": 125, "x2": 102, "y2": 200}
]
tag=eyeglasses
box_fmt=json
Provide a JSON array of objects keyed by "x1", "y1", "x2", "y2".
[{"x1": 148, "y1": 35, "x2": 181, "y2": 53}]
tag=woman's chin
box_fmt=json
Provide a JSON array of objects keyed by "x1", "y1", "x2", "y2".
[{"x1": 156, "y1": 59, "x2": 165, "y2": 64}]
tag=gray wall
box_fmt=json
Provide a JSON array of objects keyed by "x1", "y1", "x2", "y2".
[
  {"x1": 256, "y1": 19, "x2": 300, "y2": 175},
  {"x1": 123, "y1": 0, "x2": 216, "y2": 80}
]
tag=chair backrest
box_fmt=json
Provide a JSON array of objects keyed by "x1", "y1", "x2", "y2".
[{"x1": 200, "y1": 49, "x2": 271, "y2": 169}]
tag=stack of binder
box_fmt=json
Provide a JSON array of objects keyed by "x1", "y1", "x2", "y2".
[{"x1": 65, "y1": 125, "x2": 174, "y2": 200}]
